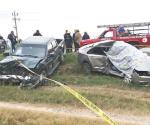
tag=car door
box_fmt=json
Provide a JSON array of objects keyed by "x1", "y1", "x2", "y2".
[
  {"x1": 45, "y1": 41, "x2": 55, "y2": 74},
  {"x1": 51, "y1": 39, "x2": 61, "y2": 65},
  {"x1": 87, "y1": 46, "x2": 108, "y2": 71},
  {"x1": 47, "y1": 40, "x2": 60, "y2": 74}
]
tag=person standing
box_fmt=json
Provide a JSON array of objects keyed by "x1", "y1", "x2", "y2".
[
  {"x1": 72, "y1": 29, "x2": 77, "y2": 52},
  {"x1": 33, "y1": 30, "x2": 42, "y2": 36},
  {"x1": 117, "y1": 25, "x2": 125, "y2": 36},
  {"x1": 64, "y1": 30, "x2": 73, "y2": 53},
  {"x1": 7, "y1": 31, "x2": 17, "y2": 52},
  {"x1": 82, "y1": 32, "x2": 90, "y2": 40},
  {"x1": 74, "y1": 30, "x2": 82, "y2": 51},
  {"x1": 0, "y1": 34, "x2": 6, "y2": 53}
]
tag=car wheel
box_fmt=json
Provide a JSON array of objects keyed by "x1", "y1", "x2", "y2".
[{"x1": 82, "y1": 62, "x2": 91, "y2": 74}]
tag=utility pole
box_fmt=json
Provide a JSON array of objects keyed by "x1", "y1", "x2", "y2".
[{"x1": 12, "y1": 11, "x2": 20, "y2": 41}]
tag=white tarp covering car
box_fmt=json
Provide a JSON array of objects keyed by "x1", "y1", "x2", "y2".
[
  {"x1": 106, "y1": 41, "x2": 150, "y2": 78},
  {"x1": 78, "y1": 40, "x2": 150, "y2": 84}
]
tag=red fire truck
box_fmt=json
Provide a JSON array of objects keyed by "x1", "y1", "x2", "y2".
[{"x1": 80, "y1": 22, "x2": 150, "y2": 47}]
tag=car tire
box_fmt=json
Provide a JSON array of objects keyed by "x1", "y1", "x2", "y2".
[{"x1": 82, "y1": 62, "x2": 91, "y2": 74}]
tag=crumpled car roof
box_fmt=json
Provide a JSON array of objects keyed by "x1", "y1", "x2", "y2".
[{"x1": 106, "y1": 41, "x2": 150, "y2": 78}]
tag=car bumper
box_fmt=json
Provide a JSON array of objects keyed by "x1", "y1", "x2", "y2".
[{"x1": 132, "y1": 72, "x2": 150, "y2": 84}]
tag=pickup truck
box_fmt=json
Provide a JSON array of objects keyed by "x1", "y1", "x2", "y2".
[{"x1": 80, "y1": 22, "x2": 150, "y2": 47}]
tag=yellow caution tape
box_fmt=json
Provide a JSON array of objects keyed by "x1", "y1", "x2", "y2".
[{"x1": 19, "y1": 62, "x2": 119, "y2": 125}]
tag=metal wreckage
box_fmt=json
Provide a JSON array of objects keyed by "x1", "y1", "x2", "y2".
[
  {"x1": 78, "y1": 40, "x2": 150, "y2": 85},
  {"x1": 0, "y1": 36, "x2": 64, "y2": 89},
  {"x1": 0, "y1": 59, "x2": 46, "y2": 89}
]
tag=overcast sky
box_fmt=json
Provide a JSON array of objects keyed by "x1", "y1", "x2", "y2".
[{"x1": 0, "y1": 0, "x2": 150, "y2": 39}]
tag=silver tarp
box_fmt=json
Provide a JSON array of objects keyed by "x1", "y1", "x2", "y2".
[{"x1": 106, "y1": 41, "x2": 150, "y2": 78}]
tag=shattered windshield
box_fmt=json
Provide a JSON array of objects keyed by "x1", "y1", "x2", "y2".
[{"x1": 14, "y1": 44, "x2": 46, "y2": 58}]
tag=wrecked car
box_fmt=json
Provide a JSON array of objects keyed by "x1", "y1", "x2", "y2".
[
  {"x1": 0, "y1": 36, "x2": 64, "y2": 88},
  {"x1": 78, "y1": 40, "x2": 150, "y2": 84}
]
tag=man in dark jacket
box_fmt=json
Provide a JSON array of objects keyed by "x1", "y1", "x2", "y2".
[
  {"x1": 33, "y1": 30, "x2": 42, "y2": 36},
  {"x1": 7, "y1": 31, "x2": 17, "y2": 52},
  {"x1": 64, "y1": 30, "x2": 73, "y2": 53},
  {"x1": 82, "y1": 32, "x2": 90, "y2": 40}
]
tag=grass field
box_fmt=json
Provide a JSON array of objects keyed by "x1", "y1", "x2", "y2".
[
  {"x1": 0, "y1": 53, "x2": 149, "y2": 125},
  {"x1": 0, "y1": 108, "x2": 137, "y2": 125},
  {"x1": 0, "y1": 108, "x2": 108, "y2": 125}
]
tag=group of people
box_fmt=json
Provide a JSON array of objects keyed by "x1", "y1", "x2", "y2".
[
  {"x1": 0, "y1": 31, "x2": 17, "y2": 53},
  {"x1": 0, "y1": 31, "x2": 17, "y2": 54},
  {"x1": 32, "y1": 29, "x2": 90, "y2": 53},
  {"x1": 0, "y1": 30, "x2": 42, "y2": 54},
  {"x1": 64, "y1": 30, "x2": 90, "y2": 53},
  {"x1": 0, "y1": 29, "x2": 90, "y2": 54}
]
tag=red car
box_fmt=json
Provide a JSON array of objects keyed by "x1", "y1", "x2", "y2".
[{"x1": 80, "y1": 22, "x2": 150, "y2": 47}]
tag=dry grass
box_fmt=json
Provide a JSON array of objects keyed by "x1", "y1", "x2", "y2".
[
  {"x1": 0, "y1": 108, "x2": 138, "y2": 125},
  {"x1": 0, "y1": 85, "x2": 149, "y2": 116},
  {"x1": 0, "y1": 53, "x2": 149, "y2": 124},
  {"x1": 0, "y1": 108, "x2": 107, "y2": 125}
]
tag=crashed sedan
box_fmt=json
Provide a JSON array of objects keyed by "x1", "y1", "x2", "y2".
[
  {"x1": 78, "y1": 40, "x2": 150, "y2": 84},
  {"x1": 0, "y1": 36, "x2": 64, "y2": 88}
]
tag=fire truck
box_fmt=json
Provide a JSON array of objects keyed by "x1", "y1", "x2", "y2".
[{"x1": 80, "y1": 22, "x2": 150, "y2": 47}]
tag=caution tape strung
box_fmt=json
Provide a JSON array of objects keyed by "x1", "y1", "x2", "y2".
[{"x1": 19, "y1": 63, "x2": 119, "y2": 125}]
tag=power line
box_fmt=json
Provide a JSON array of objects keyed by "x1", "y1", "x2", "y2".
[{"x1": 12, "y1": 11, "x2": 20, "y2": 41}]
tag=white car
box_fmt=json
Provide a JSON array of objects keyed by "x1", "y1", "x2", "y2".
[{"x1": 78, "y1": 40, "x2": 150, "y2": 84}]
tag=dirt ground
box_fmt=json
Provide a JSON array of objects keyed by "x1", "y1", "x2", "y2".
[{"x1": 0, "y1": 102, "x2": 149, "y2": 125}]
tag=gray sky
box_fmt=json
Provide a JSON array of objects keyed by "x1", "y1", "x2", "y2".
[{"x1": 0, "y1": 0, "x2": 150, "y2": 39}]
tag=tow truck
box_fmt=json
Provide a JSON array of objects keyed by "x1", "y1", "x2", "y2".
[{"x1": 80, "y1": 22, "x2": 150, "y2": 47}]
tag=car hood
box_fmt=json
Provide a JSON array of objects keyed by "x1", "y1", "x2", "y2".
[
  {"x1": 106, "y1": 41, "x2": 150, "y2": 77},
  {"x1": 0, "y1": 56, "x2": 44, "y2": 69}
]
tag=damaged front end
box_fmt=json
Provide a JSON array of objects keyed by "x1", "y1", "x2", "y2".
[{"x1": 0, "y1": 60, "x2": 45, "y2": 89}]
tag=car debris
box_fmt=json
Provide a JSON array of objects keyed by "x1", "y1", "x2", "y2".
[
  {"x1": 0, "y1": 36, "x2": 64, "y2": 89},
  {"x1": 78, "y1": 40, "x2": 150, "y2": 84}
]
